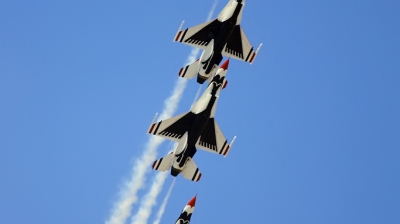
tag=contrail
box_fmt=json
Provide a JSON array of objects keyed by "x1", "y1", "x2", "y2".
[
  {"x1": 131, "y1": 172, "x2": 169, "y2": 224},
  {"x1": 207, "y1": 0, "x2": 218, "y2": 23},
  {"x1": 130, "y1": 145, "x2": 175, "y2": 224},
  {"x1": 191, "y1": 85, "x2": 203, "y2": 109},
  {"x1": 105, "y1": 34, "x2": 198, "y2": 224},
  {"x1": 152, "y1": 178, "x2": 176, "y2": 224},
  {"x1": 125, "y1": 49, "x2": 199, "y2": 224},
  {"x1": 106, "y1": 73, "x2": 190, "y2": 224},
  {"x1": 106, "y1": 2, "x2": 218, "y2": 224}
]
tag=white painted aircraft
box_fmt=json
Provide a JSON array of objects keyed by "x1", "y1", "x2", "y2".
[
  {"x1": 174, "y1": 0, "x2": 262, "y2": 84},
  {"x1": 148, "y1": 60, "x2": 236, "y2": 182}
]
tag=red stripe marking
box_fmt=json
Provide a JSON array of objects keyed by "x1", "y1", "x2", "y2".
[
  {"x1": 149, "y1": 123, "x2": 156, "y2": 134},
  {"x1": 197, "y1": 173, "x2": 202, "y2": 182},
  {"x1": 152, "y1": 161, "x2": 157, "y2": 169},
  {"x1": 222, "y1": 80, "x2": 228, "y2": 89},
  {"x1": 175, "y1": 31, "x2": 182, "y2": 41},
  {"x1": 223, "y1": 145, "x2": 230, "y2": 156},
  {"x1": 249, "y1": 53, "x2": 256, "y2": 63},
  {"x1": 178, "y1": 67, "x2": 183, "y2": 76}
]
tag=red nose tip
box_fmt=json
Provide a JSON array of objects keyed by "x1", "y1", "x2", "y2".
[
  {"x1": 220, "y1": 59, "x2": 229, "y2": 70},
  {"x1": 187, "y1": 195, "x2": 196, "y2": 207}
]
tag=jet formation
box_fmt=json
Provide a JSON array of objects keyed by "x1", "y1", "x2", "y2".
[
  {"x1": 148, "y1": 60, "x2": 235, "y2": 182},
  {"x1": 145, "y1": 0, "x2": 261, "y2": 222}
]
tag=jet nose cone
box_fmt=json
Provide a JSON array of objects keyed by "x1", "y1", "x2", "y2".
[
  {"x1": 187, "y1": 195, "x2": 196, "y2": 207},
  {"x1": 220, "y1": 59, "x2": 230, "y2": 70}
]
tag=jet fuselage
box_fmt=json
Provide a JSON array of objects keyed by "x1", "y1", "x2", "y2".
[
  {"x1": 201, "y1": 0, "x2": 244, "y2": 75},
  {"x1": 171, "y1": 72, "x2": 226, "y2": 176}
]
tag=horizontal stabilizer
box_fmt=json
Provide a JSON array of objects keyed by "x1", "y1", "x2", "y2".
[
  {"x1": 178, "y1": 59, "x2": 199, "y2": 79},
  {"x1": 181, "y1": 158, "x2": 202, "y2": 182},
  {"x1": 152, "y1": 153, "x2": 174, "y2": 172}
]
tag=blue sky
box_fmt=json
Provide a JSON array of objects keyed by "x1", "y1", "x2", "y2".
[{"x1": 1, "y1": 0, "x2": 399, "y2": 223}]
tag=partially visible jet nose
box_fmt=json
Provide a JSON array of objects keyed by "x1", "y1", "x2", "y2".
[
  {"x1": 175, "y1": 196, "x2": 197, "y2": 224},
  {"x1": 187, "y1": 196, "x2": 196, "y2": 207},
  {"x1": 215, "y1": 59, "x2": 229, "y2": 78},
  {"x1": 220, "y1": 58, "x2": 230, "y2": 71}
]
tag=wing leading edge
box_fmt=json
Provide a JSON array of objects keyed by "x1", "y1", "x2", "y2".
[
  {"x1": 174, "y1": 20, "x2": 220, "y2": 49},
  {"x1": 148, "y1": 112, "x2": 196, "y2": 142}
]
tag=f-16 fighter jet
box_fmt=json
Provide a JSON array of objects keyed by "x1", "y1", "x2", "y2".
[
  {"x1": 174, "y1": 0, "x2": 262, "y2": 84},
  {"x1": 175, "y1": 196, "x2": 197, "y2": 224},
  {"x1": 148, "y1": 60, "x2": 236, "y2": 182}
]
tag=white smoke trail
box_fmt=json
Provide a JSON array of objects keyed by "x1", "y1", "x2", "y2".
[
  {"x1": 106, "y1": 49, "x2": 200, "y2": 224},
  {"x1": 106, "y1": 33, "x2": 199, "y2": 224},
  {"x1": 191, "y1": 85, "x2": 203, "y2": 109},
  {"x1": 131, "y1": 172, "x2": 169, "y2": 224},
  {"x1": 126, "y1": 49, "x2": 199, "y2": 224},
  {"x1": 106, "y1": 2, "x2": 218, "y2": 224},
  {"x1": 208, "y1": 0, "x2": 218, "y2": 23},
  {"x1": 106, "y1": 76, "x2": 186, "y2": 224},
  {"x1": 130, "y1": 144, "x2": 175, "y2": 224},
  {"x1": 152, "y1": 178, "x2": 176, "y2": 224}
]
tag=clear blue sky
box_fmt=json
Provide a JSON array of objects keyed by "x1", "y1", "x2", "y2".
[{"x1": 1, "y1": 1, "x2": 399, "y2": 223}]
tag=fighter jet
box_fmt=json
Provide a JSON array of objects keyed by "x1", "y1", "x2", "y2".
[
  {"x1": 174, "y1": 0, "x2": 262, "y2": 84},
  {"x1": 148, "y1": 60, "x2": 236, "y2": 182},
  {"x1": 175, "y1": 196, "x2": 196, "y2": 224}
]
